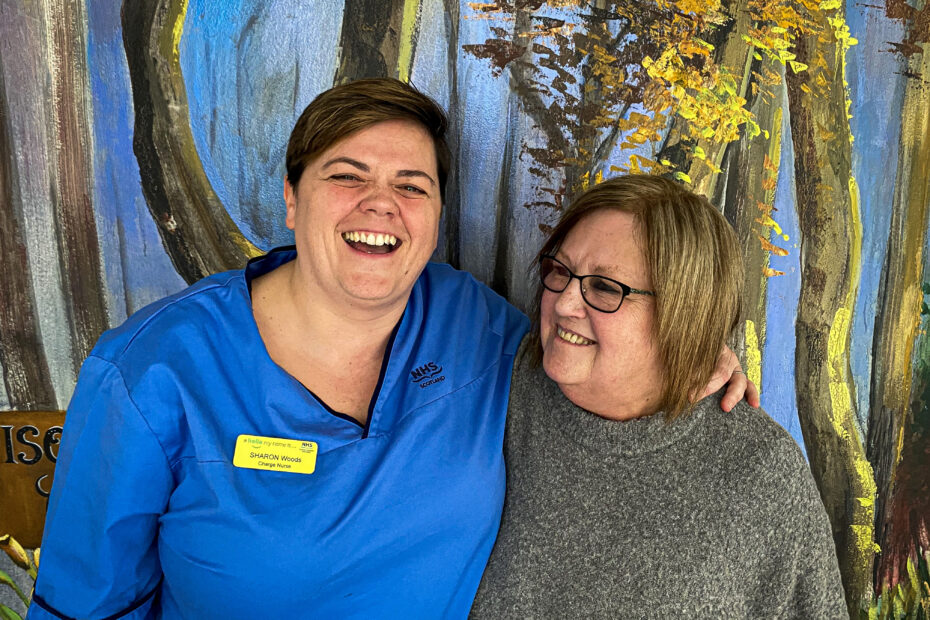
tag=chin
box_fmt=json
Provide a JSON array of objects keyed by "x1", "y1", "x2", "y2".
[
  {"x1": 542, "y1": 352, "x2": 588, "y2": 387},
  {"x1": 340, "y1": 275, "x2": 399, "y2": 302}
]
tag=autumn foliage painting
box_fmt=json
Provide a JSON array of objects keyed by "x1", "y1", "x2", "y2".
[{"x1": 0, "y1": 0, "x2": 928, "y2": 616}]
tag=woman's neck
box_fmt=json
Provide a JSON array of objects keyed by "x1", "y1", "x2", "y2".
[
  {"x1": 556, "y1": 381, "x2": 663, "y2": 421},
  {"x1": 250, "y1": 260, "x2": 410, "y2": 423}
]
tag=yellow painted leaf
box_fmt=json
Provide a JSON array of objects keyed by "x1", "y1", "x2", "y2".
[
  {"x1": 763, "y1": 267, "x2": 785, "y2": 277},
  {"x1": 800, "y1": 84, "x2": 812, "y2": 94},
  {"x1": 789, "y1": 60, "x2": 808, "y2": 73},
  {"x1": 693, "y1": 145, "x2": 706, "y2": 159},
  {"x1": 0, "y1": 536, "x2": 30, "y2": 570},
  {"x1": 673, "y1": 171, "x2": 692, "y2": 183}
]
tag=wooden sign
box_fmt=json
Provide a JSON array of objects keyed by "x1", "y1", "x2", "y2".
[{"x1": 0, "y1": 411, "x2": 66, "y2": 548}]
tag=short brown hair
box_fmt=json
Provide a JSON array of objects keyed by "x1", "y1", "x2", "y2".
[
  {"x1": 529, "y1": 174, "x2": 744, "y2": 419},
  {"x1": 285, "y1": 78, "x2": 450, "y2": 200}
]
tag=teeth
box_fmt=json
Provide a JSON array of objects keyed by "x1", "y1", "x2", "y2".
[
  {"x1": 342, "y1": 232, "x2": 399, "y2": 247},
  {"x1": 557, "y1": 326, "x2": 593, "y2": 346}
]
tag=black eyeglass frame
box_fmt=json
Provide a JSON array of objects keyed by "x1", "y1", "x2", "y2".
[{"x1": 539, "y1": 255, "x2": 655, "y2": 314}]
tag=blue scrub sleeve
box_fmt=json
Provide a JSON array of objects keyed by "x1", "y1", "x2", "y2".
[{"x1": 28, "y1": 356, "x2": 173, "y2": 619}]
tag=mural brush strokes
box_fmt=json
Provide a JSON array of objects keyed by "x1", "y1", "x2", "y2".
[
  {"x1": 45, "y1": 0, "x2": 110, "y2": 374},
  {"x1": 784, "y1": 0, "x2": 874, "y2": 613},
  {"x1": 121, "y1": 0, "x2": 261, "y2": 284},
  {"x1": 335, "y1": 0, "x2": 413, "y2": 83},
  {"x1": 868, "y1": 33, "x2": 930, "y2": 599},
  {"x1": 0, "y1": 63, "x2": 56, "y2": 411}
]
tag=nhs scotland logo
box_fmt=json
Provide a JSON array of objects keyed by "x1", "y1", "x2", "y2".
[{"x1": 410, "y1": 361, "x2": 445, "y2": 388}]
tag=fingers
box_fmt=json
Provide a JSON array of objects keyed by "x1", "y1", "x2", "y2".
[
  {"x1": 745, "y1": 377, "x2": 761, "y2": 408},
  {"x1": 701, "y1": 346, "x2": 762, "y2": 411},
  {"x1": 720, "y1": 371, "x2": 747, "y2": 412},
  {"x1": 699, "y1": 367, "x2": 729, "y2": 402}
]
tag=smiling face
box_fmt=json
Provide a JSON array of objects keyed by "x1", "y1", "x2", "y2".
[
  {"x1": 285, "y1": 119, "x2": 441, "y2": 310},
  {"x1": 539, "y1": 209, "x2": 665, "y2": 419}
]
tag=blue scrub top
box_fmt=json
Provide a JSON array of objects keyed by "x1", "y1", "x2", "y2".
[{"x1": 30, "y1": 248, "x2": 528, "y2": 619}]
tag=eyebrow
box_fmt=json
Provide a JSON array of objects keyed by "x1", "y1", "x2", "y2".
[
  {"x1": 590, "y1": 263, "x2": 624, "y2": 276},
  {"x1": 555, "y1": 253, "x2": 625, "y2": 280},
  {"x1": 396, "y1": 169, "x2": 436, "y2": 186},
  {"x1": 321, "y1": 158, "x2": 436, "y2": 186},
  {"x1": 321, "y1": 157, "x2": 369, "y2": 172}
]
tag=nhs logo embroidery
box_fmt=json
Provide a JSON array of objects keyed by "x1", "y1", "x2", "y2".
[{"x1": 410, "y1": 361, "x2": 445, "y2": 388}]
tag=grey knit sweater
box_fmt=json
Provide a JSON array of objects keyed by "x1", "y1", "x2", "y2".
[{"x1": 470, "y1": 339, "x2": 847, "y2": 619}]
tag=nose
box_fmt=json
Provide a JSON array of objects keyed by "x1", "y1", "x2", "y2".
[
  {"x1": 553, "y1": 277, "x2": 587, "y2": 318},
  {"x1": 359, "y1": 182, "x2": 398, "y2": 217}
]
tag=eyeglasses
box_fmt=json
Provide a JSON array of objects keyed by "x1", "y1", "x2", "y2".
[{"x1": 539, "y1": 255, "x2": 655, "y2": 313}]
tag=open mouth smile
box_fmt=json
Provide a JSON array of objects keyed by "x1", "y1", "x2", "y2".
[
  {"x1": 556, "y1": 325, "x2": 595, "y2": 346},
  {"x1": 342, "y1": 231, "x2": 402, "y2": 255}
]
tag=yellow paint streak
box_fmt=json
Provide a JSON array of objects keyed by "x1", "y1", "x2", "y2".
[
  {"x1": 397, "y1": 0, "x2": 421, "y2": 83},
  {"x1": 828, "y1": 305, "x2": 878, "y2": 559},
  {"x1": 232, "y1": 237, "x2": 265, "y2": 259},
  {"x1": 171, "y1": 0, "x2": 189, "y2": 64},
  {"x1": 744, "y1": 320, "x2": 762, "y2": 392},
  {"x1": 820, "y1": 10, "x2": 880, "y2": 570},
  {"x1": 168, "y1": 0, "x2": 262, "y2": 260},
  {"x1": 846, "y1": 176, "x2": 863, "y2": 300}
]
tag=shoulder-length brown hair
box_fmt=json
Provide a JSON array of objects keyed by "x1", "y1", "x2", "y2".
[
  {"x1": 285, "y1": 78, "x2": 450, "y2": 200},
  {"x1": 528, "y1": 174, "x2": 744, "y2": 420}
]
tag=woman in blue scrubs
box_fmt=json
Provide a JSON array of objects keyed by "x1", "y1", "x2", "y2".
[{"x1": 29, "y1": 79, "x2": 752, "y2": 619}]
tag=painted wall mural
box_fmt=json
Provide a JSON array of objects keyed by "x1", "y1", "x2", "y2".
[{"x1": 0, "y1": 0, "x2": 928, "y2": 615}]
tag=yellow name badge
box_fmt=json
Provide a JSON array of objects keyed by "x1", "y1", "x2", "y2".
[{"x1": 233, "y1": 434, "x2": 318, "y2": 474}]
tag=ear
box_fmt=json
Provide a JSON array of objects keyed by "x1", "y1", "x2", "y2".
[{"x1": 284, "y1": 176, "x2": 297, "y2": 231}]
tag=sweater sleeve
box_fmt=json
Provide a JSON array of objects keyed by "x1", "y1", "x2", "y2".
[
  {"x1": 28, "y1": 356, "x2": 172, "y2": 620},
  {"x1": 777, "y1": 447, "x2": 848, "y2": 620}
]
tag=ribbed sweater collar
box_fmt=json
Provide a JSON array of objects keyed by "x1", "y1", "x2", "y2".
[{"x1": 525, "y1": 358, "x2": 711, "y2": 459}]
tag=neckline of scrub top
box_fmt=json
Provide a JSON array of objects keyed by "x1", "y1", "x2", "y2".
[{"x1": 243, "y1": 246, "x2": 407, "y2": 439}]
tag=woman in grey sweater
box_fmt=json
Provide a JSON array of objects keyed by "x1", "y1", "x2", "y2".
[{"x1": 470, "y1": 175, "x2": 847, "y2": 619}]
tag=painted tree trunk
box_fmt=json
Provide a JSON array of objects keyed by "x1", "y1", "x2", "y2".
[
  {"x1": 334, "y1": 0, "x2": 410, "y2": 84},
  {"x1": 122, "y1": 0, "x2": 259, "y2": 284},
  {"x1": 488, "y1": 6, "x2": 537, "y2": 303},
  {"x1": 785, "y1": 12, "x2": 875, "y2": 614},
  {"x1": 720, "y1": 66, "x2": 785, "y2": 388},
  {"x1": 437, "y1": 0, "x2": 461, "y2": 269},
  {"x1": 0, "y1": 69, "x2": 56, "y2": 410},
  {"x1": 45, "y1": 0, "x2": 109, "y2": 371},
  {"x1": 868, "y1": 41, "x2": 930, "y2": 591}
]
